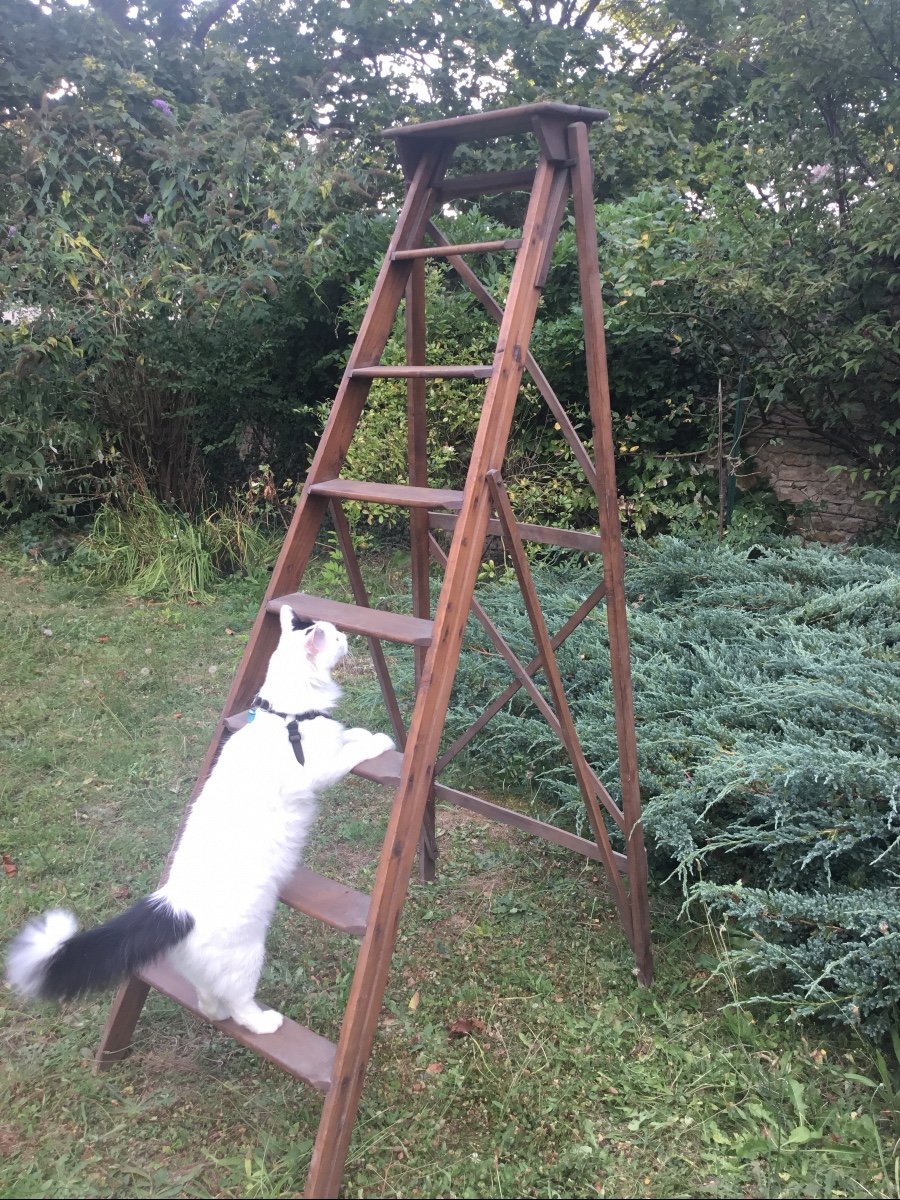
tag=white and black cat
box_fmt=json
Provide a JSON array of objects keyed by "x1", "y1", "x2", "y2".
[{"x1": 5, "y1": 605, "x2": 394, "y2": 1035}]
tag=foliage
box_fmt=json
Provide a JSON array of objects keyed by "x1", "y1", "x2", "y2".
[
  {"x1": 71, "y1": 492, "x2": 277, "y2": 598},
  {"x1": 440, "y1": 535, "x2": 900, "y2": 1035},
  {"x1": 343, "y1": 198, "x2": 728, "y2": 536},
  {"x1": 2, "y1": 0, "x2": 898, "y2": 534},
  {"x1": 0, "y1": 2, "x2": 377, "y2": 514}
]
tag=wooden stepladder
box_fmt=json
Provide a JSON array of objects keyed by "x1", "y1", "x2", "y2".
[{"x1": 95, "y1": 103, "x2": 653, "y2": 1198}]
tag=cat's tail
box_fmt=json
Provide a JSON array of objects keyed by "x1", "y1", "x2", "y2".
[{"x1": 5, "y1": 897, "x2": 194, "y2": 1002}]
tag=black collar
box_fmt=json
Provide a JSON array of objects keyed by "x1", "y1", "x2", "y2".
[{"x1": 251, "y1": 696, "x2": 329, "y2": 765}]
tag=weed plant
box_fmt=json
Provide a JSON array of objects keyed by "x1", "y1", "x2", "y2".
[{"x1": 71, "y1": 494, "x2": 279, "y2": 599}]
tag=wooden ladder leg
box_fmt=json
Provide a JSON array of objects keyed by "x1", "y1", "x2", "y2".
[
  {"x1": 406, "y1": 257, "x2": 438, "y2": 883},
  {"x1": 93, "y1": 976, "x2": 151, "y2": 1071},
  {"x1": 569, "y1": 120, "x2": 653, "y2": 984}
]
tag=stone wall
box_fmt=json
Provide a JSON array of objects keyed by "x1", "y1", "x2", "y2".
[{"x1": 742, "y1": 406, "x2": 882, "y2": 541}]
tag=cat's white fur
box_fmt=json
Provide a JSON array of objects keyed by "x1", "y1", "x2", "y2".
[{"x1": 5, "y1": 606, "x2": 394, "y2": 1035}]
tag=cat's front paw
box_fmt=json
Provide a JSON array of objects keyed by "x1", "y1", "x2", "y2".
[
  {"x1": 365, "y1": 732, "x2": 395, "y2": 758},
  {"x1": 238, "y1": 1007, "x2": 284, "y2": 1035}
]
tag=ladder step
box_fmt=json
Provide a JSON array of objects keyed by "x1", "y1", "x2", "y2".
[
  {"x1": 268, "y1": 593, "x2": 434, "y2": 646},
  {"x1": 393, "y1": 239, "x2": 521, "y2": 260},
  {"x1": 350, "y1": 365, "x2": 493, "y2": 380},
  {"x1": 310, "y1": 479, "x2": 464, "y2": 509},
  {"x1": 352, "y1": 746, "x2": 404, "y2": 787},
  {"x1": 280, "y1": 865, "x2": 370, "y2": 935},
  {"x1": 139, "y1": 959, "x2": 336, "y2": 1092}
]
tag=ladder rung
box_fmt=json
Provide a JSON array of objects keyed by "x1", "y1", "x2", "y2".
[
  {"x1": 268, "y1": 593, "x2": 434, "y2": 646},
  {"x1": 393, "y1": 239, "x2": 521, "y2": 260},
  {"x1": 310, "y1": 479, "x2": 464, "y2": 509},
  {"x1": 139, "y1": 959, "x2": 336, "y2": 1092},
  {"x1": 350, "y1": 365, "x2": 493, "y2": 380},
  {"x1": 439, "y1": 168, "x2": 536, "y2": 200},
  {"x1": 280, "y1": 866, "x2": 370, "y2": 935},
  {"x1": 225, "y1": 710, "x2": 404, "y2": 788}
]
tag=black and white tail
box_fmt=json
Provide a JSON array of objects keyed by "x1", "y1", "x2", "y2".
[{"x1": 5, "y1": 897, "x2": 194, "y2": 1001}]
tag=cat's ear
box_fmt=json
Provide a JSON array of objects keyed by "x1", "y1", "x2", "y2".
[
  {"x1": 278, "y1": 605, "x2": 295, "y2": 636},
  {"x1": 304, "y1": 624, "x2": 328, "y2": 659}
]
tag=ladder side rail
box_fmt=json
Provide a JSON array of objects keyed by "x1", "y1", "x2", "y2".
[
  {"x1": 223, "y1": 140, "x2": 456, "y2": 719},
  {"x1": 95, "y1": 140, "x2": 455, "y2": 1074},
  {"x1": 405, "y1": 257, "x2": 438, "y2": 880},
  {"x1": 568, "y1": 121, "x2": 654, "y2": 984}
]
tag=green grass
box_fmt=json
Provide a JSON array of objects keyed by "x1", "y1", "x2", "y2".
[{"x1": 1, "y1": 557, "x2": 898, "y2": 1199}]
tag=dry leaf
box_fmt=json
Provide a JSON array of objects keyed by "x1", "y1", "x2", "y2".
[
  {"x1": 97, "y1": 635, "x2": 111, "y2": 643},
  {"x1": 425, "y1": 1062, "x2": 443, "y2": 1074},
  {"x1": 225, "y1": 627, "x2": 235, "y2": 636},
  {"x1": 447, "y1": 1016, "x2": 486, "y2": 1038},
  {"x1": 112, "y1": 884, "x2": 131, "y2": 901},
  {"x1": 3, "y1": 853, "x2": 17, "y2": 876},
  {"x1": 408, "y1": 990, "x2": 421, "y2": 1012}
]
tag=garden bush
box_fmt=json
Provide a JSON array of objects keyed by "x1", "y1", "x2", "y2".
[{"x1": 441, "y1": 535, "x2": 900, "y2": 1036}]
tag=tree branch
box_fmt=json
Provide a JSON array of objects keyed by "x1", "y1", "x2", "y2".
[{"x1": 192, "y1": 0, "x2": 242, "y2": 47}]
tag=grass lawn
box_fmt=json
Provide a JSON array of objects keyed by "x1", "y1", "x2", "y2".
[{"x1": 1, "y1": 558, "x2": 897, "y2": 1199}]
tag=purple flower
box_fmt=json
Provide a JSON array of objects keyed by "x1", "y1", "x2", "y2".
[
  {"x1": 151, "y1": 98, "x2": 174, "y2": 118},
  {"x1": 139, "y1": 213, "x2": 153, "y2": 225},
  {"x1": 7, "y1": 225, "x2": 17, "y2": 238}
]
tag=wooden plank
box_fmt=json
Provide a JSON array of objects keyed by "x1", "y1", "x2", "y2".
[
  {"x1": 280, "y1": 866, "x2": 370, "y2": 936},
  {"x1": 350, "y1": 365, "x2": 492, "y2": 379},
  {"x1": 268, "y1": 593, "x2": 433, "y2": 647},
  {"x1": 139, "y1": 960, "x2": 336, "y2": 1092},
  {"x1": 428, "y1": 510, "x2": 602, "y2": 553},
  {"x1": 310, "y1": 479, "x2": 464, "y2": 509},
  {"x1": 434, "y1": 579, "x2": 608, "y2": 773},
  {"x1": 393, "y1": 239, "x2": 521, "y2": 260},
  {"x1": 433, "y1": 783, "x2": 628, "y2": 873},
  {"x1": 352, "y1": 747, "x2": 404, "y2": 787},
  {"x1": 383, "y1": 102, "x2": 608, "y2": 146}
]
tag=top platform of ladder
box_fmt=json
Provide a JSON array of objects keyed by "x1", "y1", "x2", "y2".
[{"x1": 383, "y1": 102, "x2": 610, "y2": 180}]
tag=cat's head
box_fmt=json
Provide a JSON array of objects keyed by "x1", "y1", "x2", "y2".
[{"x1": 276, "y1": 606, "x2": 348, "y2": 677}]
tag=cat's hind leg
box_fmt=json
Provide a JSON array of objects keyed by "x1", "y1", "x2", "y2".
[
  {"x1": 214, "y1": 935, "x2": 284, "y2": 1035},
  {"x1": 195, "y1": 990, "x2": 230, "y2": 1022},
  {"x1": 228, "y1": 998, "x2": 284, "y2": 1035}
]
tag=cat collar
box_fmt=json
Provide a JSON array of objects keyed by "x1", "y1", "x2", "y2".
[{"x1": 249, "y1": 696, "x2": 329, "y2": 765}]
